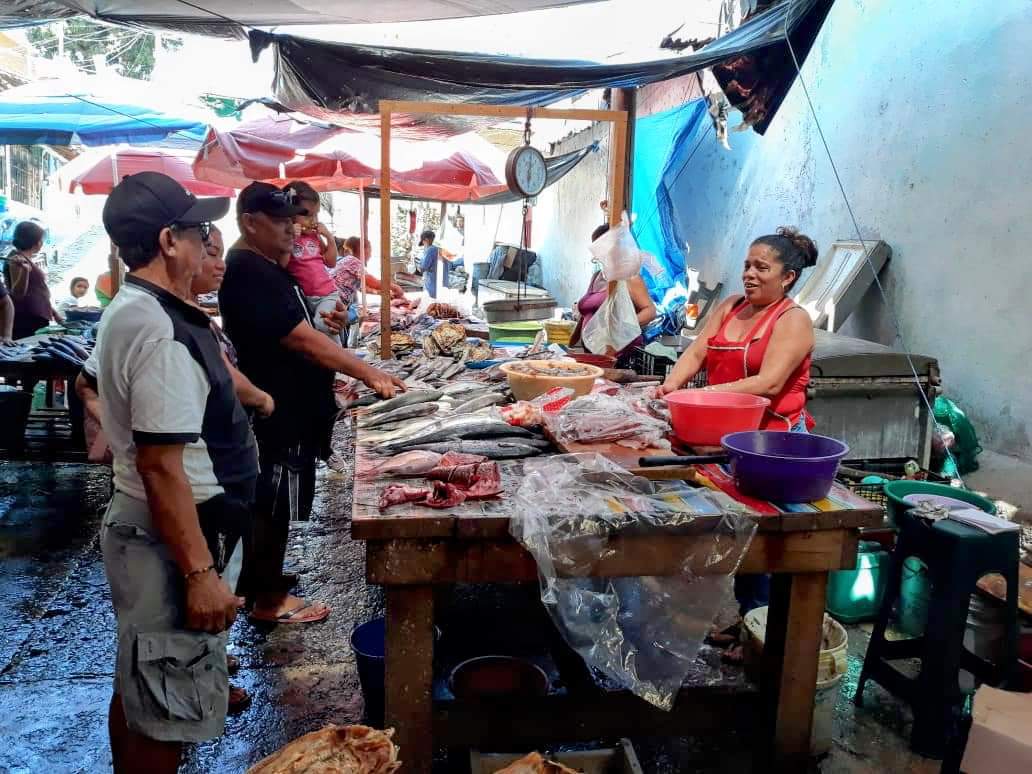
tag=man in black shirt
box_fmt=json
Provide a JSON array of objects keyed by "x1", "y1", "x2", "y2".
[{"x1": 219, "y1": 182, "x2": 403, "y2": 624}]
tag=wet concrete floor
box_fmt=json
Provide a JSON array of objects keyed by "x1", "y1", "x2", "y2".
[{"x1": 0, "y1": 425, "x2": 940, "y2": 773}]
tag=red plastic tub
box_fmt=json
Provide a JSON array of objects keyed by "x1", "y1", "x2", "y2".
[{"x1": 664, "y1": 390, "x2": 769, "y2": 447}]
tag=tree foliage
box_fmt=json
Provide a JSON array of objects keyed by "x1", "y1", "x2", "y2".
[{"x1": 28, "y1": 20, "x2": 181, "y2": 81}]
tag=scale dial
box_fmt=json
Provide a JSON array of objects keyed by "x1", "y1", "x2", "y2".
[{"x1": 505, "y1": 145, "x2": 547, "y2": 198}]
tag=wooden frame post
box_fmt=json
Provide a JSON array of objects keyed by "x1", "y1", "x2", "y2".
[
  {"x1": 379, "y1": 112, "x2": 393, "y2": 357},
  {"x1": 377, "y1": 100, "x2": 630, "y2": 358}
]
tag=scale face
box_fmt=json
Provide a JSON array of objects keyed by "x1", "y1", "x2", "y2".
[{"x1": 505, "y1": 145, "x2": 547, "y2": 198}]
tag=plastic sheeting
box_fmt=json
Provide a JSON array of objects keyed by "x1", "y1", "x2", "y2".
[
  {"x1": 510, "y1": 454, "x2": 756, "y2": 709},
  {"x1": 251, "y1": 0, "x2": 822, "y2": 124},
  {"x1": 630, "y1": 99, "x2": 710, "y2": 294},
  {"x1": 0, "y1": 1, "x2": 596, "y2": 36}
]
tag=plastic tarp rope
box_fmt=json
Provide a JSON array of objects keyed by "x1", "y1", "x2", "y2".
[
  {"x1": 510, "y1": 454, "x2": 757, "y2": 709},
  {"x1": 249, "y1": 0, "x2": 823, "y2": 129}
]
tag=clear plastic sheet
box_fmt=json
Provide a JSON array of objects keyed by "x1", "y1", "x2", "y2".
[
  {"x1": 549, "y1": 392, "x2": 671, "y2": 450},
  {"x1": 510, "y1": 454, "x2": 757, "y2": 710}
]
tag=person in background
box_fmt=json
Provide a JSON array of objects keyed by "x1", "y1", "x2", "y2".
[
  {"x1": 90, "y1": 172, "x2": 250, "y2": 773},
  {"x1": 284, "y1": 181, "x2": 340, "y2": 339},
  {"x1": 0, "y1": 278, "x2": 13, "y2": 345},
  {"x1": 418, "y1": 229, "x2": 449, "y2": 299},
  {"x1": 4, "y1": 221, "x2": 62, "y2": 337},
  {"x1": 333, "y1": 236, "x2": 405, "y2": 311},
  {"x1": 219, "y1": 182, "x2": 404, "y2": 626},
  {"x1": 657, "y1": 226, "x2": 819, "y2": 663},
  {"x1": 56, "y1": 276, "x2": 90, "y2": 315},
  {"x1": 569, "y1": 223, "x2": 656, "y2": 360}
]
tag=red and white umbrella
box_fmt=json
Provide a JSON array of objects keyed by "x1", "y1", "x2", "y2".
[
  {"x1": 61, "y1": 146, "x2": 235, "y2": 196},
  {"x1": 192, "y1": 113, "x2": 508, "y2": 202}
]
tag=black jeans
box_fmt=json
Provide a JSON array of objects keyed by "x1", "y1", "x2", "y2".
[{"x1": 238, "y1": 440, "x2": 317, "y2": 601}]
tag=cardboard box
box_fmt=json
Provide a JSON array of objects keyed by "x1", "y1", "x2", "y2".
[{"x1": 960, "y1": 686, "x2": 1032, "y2": 773}]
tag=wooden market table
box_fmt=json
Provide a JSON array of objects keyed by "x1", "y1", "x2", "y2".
[{"x1": 352, "y1": 441, "x2": 882, "y2": 772}]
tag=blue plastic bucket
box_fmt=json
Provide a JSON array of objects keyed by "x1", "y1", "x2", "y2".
[{"x1": 350, "y1": 618, "x2": 386, "y2": 726}]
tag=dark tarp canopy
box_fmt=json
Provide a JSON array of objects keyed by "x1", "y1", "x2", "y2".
[
  {"x1": 0, "y1": 1, "x2": 596, "y2": 36},
  {"x1": 250, "y1": 0, "x2": 828, "y2": 134}
]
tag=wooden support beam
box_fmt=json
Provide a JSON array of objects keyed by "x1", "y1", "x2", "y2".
[
  {"x1": 366, "y1": 529, "x2": 858, "y2": 585},
  {"x1": 379, "y1": 110, "x2": 392, "y2": 358},
  {"x1": 381, "y1": 100, "x2": 629, "y2": 124}
]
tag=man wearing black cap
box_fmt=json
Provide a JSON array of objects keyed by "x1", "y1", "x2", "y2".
[
  {"x1": 219, "y1": 182, "x2": 403, "y2": 625},
  {"x1": 93, "y1": 172, "x2": 255, "y2": 772}
]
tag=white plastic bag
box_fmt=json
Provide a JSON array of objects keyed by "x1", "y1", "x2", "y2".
[
  {"x1": 582, "y1": 279, "x2": 640, "y2": 354},
  {"x1": 589, "y1": 212, "x2": 665, "y2": 281}
]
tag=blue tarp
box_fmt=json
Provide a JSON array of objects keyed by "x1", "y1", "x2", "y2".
[
  {"x1": 0, "y1": 80, "x2": 208, "y2": 147},
  {"x1": 631, "y1": 98, "x2": 710, "y2": 295}
]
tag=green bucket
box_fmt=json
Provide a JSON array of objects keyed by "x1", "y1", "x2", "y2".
[
  {"x1": 898, "y1": 556, "x2": 930, "y2": 637},
  {"x1": 826, "y1": 543, "x2": 890, "y2": 624},
  {"x1": 883, "y1": 480, "x2": 995, "y2": 527}
]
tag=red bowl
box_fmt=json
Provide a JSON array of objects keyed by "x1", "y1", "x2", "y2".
[{"x1": 664, "y1": 390, "x2": 770, "y2": 447}]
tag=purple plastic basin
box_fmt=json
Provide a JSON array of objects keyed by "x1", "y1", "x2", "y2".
[{"x1": 720, "y1": 431, "x2": 850, "y2": 503}]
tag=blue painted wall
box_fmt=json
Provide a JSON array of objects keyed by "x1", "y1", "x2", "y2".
[{"x1": 660, "y1": 0, "x2": 1032, "y2": 460}]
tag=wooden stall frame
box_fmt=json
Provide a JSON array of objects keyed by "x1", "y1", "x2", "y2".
[{"x1": 378, "y1": 100, "x2": 629, "y2": 357}]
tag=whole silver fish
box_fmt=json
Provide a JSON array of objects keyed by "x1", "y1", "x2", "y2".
[
  {"x1": 451, "y1": 392, "x2": 507, "y2": 414},
  {"x1": 365, "y1": 450, "x2": 443, "y2": 478},
  {"x1": 363, "y1": 389, "x2": 443, "y2": 416},
  {"x1": 358, "y1": 418, "x2": 437, "y2": 446},
  {"x1": 438, "y1": 380, "x2": 481, "y2": 395},
  {"x1": 378, "y1": 414, "x2": 521, "y2": 452},
  {"x1": 358, "y1": 401, "x2": 439, "y2": 429},
  {"x1": 403, "y1": 440, "x2": 543, "y2": 459},
  {"x1": 439, "y1": 361, "x2": 466, "y2": 380}
]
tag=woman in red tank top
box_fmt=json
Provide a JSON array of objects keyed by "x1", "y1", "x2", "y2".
[
  {"x1": 657, "y1": 227, "x2": 819, "y2": 661},
  {"x1": 658, "y1": 227, "x2": 818, "y2": 431}
]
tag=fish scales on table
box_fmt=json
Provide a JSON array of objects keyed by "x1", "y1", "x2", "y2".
[
  {"x1": 363, "y1": 389, "x2": 443, "y2": 416},
  {"x1": 357, "y1": 401, "x2": 439, "y2": 429}
]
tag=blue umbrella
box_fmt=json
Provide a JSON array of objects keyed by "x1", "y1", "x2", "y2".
[{"x1": 0, "y1": 76, "x2": 209, "y2": 147}]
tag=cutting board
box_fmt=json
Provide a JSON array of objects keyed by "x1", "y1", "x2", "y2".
[{"x1": 543, "y1": 427, "x2": 699, "y2": 480}]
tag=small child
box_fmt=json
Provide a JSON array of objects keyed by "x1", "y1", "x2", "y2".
[{"x1": 284, "y1": 181, "x2": 339, "y2": 338}]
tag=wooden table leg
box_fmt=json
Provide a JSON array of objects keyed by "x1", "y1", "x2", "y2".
[
  {"x1": 762, "y1": 570, "x2": 829, "y2": 773},
  {"x1": 385, "y1": 585, "x2": 434, "y2": 774}
]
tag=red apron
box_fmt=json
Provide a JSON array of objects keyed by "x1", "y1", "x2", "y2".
[{"x1": 705, "y1": 297, "x2": 811, "y2": 431}]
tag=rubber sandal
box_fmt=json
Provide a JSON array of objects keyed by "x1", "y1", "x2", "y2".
[
  {"x1": 227, "y1": 655, "x2": 240, "y2": 675},
  {"x1": 228, "y1": 684, "x2": 251, "y2": 714},
  {"x1": 721, "y1": 644, "x2": 746, "y2": 666},
  {"x1": 705, "y1": 621, "x2": 742, "y2": 649},
  {"x1": 250, "y1": 601, "x2": 331, "y2": 625}
]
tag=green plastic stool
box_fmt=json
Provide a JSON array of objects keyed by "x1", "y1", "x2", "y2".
[{"x1": 854, "y1": 513, "x2": 1020, "y2": 758}]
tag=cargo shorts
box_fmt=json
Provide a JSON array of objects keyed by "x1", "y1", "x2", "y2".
[{"x1": 100, "y1": 491, "x2": 229, "y2": 743}]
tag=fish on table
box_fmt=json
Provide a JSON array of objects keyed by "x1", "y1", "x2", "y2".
[
  {"x1": 363, "y1": 389, "x2": 443, "y2": 417},
  {"x1": 357, "y1": 401, "x2": 440, "y2": 429},
  {"x1": 403, "y1": 440, "x2": 544, "y2": 459}
]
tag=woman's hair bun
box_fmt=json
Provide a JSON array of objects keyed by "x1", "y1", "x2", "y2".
[{"x1": 776, "y1": 226, "x2": 818, "y2": 268}]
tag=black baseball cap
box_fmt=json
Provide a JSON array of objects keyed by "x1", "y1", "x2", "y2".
[
  {"x1": 236, "y1": 181, "x2": 307, "y2": 218},
  {"x1": 102, "y1": 171, "x2": 229, "y2": 248}
]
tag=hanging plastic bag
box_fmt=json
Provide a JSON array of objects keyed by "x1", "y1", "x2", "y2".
[
  {"x1": 589, "y1": 212, "x2": 664, "y2": 281},
  {"x1": 510, "y1": 454, "x2": 756, "y2": 710},
  {"x1": 581, "y1": 280, "x2": 640, "y2": 354}
]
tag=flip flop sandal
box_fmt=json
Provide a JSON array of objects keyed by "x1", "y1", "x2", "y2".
[
  {"x1": 227, "y1": 655, "x2": 240, "y2": 675},
  {"x1": 250, "y1": 601, "x2": 331, "y2": 625},
  {"x1": 721, "y1": 644, "x2": 746, "y2": 666},
  {"x1": 705, "y1": 621, "x2": 742, "y2": 649},
  {"x1": 228, "y1": 684, "x2": 251, "y2": 714}
]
